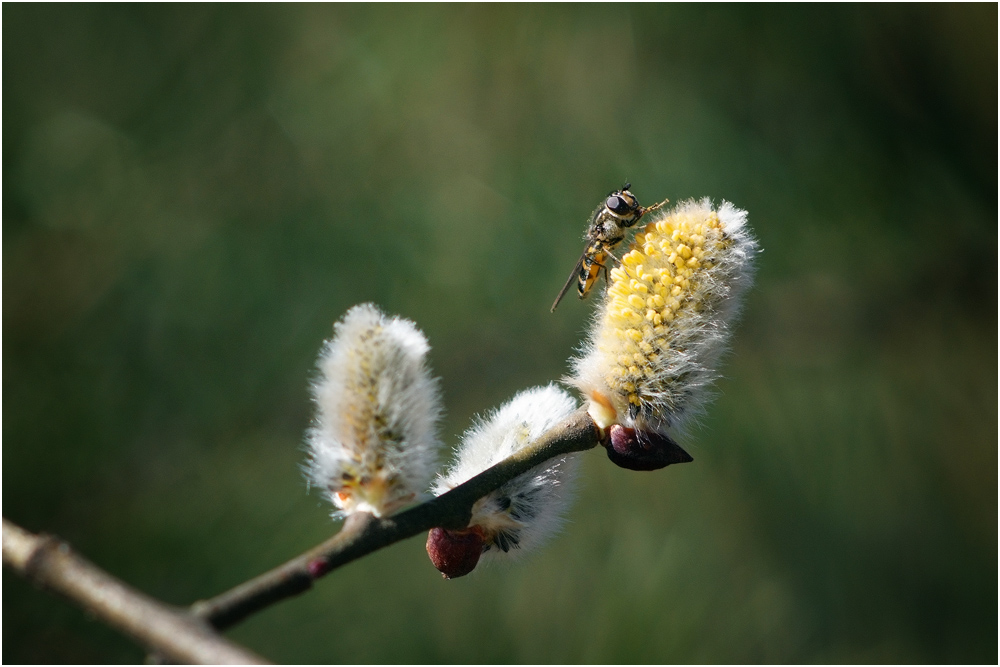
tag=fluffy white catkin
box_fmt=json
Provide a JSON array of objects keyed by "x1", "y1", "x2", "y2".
[
  {"x1": 307, "y1": 303, "x2": 442, "y2": 518},
  {"x1": 427, "y1": 384, "x2": 579, "y2": 578}
]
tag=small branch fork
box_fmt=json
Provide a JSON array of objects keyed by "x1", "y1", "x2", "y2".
[{"x1": 3, "y1": 409, "x2": 600, "y2": 662}]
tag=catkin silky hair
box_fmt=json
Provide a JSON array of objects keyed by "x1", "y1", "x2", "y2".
[
  {"x1": 307, "y1": 303, "x2": 442, "y2": 518},
  {"x1": 427, "y1": 384, "x2": 579, "y2": 578}
]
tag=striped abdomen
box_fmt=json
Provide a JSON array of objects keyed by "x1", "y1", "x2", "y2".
[{"x1": 578, "y1": 243, "x2": 608, "y2": 298}]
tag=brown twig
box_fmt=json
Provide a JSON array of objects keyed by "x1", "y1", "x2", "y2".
[
  {"x1": 2, "y1": 518, "x2": 269, "y2": 665},
  {"x1": 192, "y1": 408, "x2": 600, "y2": 630},
  {"x1": 5, "y1": 409, "x2": 600, "y2": 660}
]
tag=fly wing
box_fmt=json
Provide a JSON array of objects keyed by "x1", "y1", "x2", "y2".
[{"x1": 550, "y1": 245, "x2": 591, "y2": 312}]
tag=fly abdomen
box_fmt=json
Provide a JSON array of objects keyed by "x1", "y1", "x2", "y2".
[{"x1": 578, "y1": 244, "x2": 608, "y2": 298}]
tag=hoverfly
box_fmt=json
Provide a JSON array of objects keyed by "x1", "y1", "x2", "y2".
[{"x1": 550, "y1": 183, "x2": 668, "y2": 312}]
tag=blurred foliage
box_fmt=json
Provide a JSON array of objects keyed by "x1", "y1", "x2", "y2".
[{"x1": 3, "y1": 4, "x2": 996, "y2": 664}]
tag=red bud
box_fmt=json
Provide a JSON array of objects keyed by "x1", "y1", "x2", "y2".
[
  {"x1": 307, "y1": 557, "x2": 332, "y2": 579},
  {"x1": 606, "y1": 424, "x2": 694, "y2": 471},
  {"x1": 426, "y1": 526, "x2": 486, "y2": 579}
]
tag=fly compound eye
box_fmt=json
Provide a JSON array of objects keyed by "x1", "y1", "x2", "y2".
[{"x1": 606, "y1": 195, "x2": 630, "y2": 215}]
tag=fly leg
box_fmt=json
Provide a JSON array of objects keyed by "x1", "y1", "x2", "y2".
[
  {"x1": 601, "y1": 250, "x2": 641, "y2": 293},
  {"x1": 600, "y1": 252, "x2": 624, "y2": 294},
  {"x1": 639, "y1": 198, "x2": 670, "y2": 217}
]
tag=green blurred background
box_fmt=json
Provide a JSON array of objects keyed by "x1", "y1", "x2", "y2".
[{"x1": 4, "y1": 4, "x2": 996, "y2": 663}]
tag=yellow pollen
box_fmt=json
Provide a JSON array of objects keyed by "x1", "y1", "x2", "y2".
[{"x1": 585, "y1": 200, "x2": 751, "y2": 426}]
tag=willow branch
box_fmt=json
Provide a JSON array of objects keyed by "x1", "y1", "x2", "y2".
[
  {"x1": 192, "y1": 409, "x2": 600, "y2": 631},
  {"x1": 2, "y1": 518, "x2": 268, "y2": 665}
]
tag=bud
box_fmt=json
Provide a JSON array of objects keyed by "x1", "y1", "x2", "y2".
[
  {"x1": 425, "y1": 526, "x2": 486, "y2": 579},
  {"x1": 570, "y1": 199, "x2": 758, "y2": 462},
  {"x1": 428, "y1": 385, "x2": 579, "y2": 578},
  {"x1": 306, "y1": 303, "x2": 442, "y2": 518},
  {"x1": 606, "y1": 424, "x2": 693, "y2": 471}
]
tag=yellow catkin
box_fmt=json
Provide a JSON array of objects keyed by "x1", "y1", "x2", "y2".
[{"x1": 570, "y1": 198, "x2": 757, "y2": 432}]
